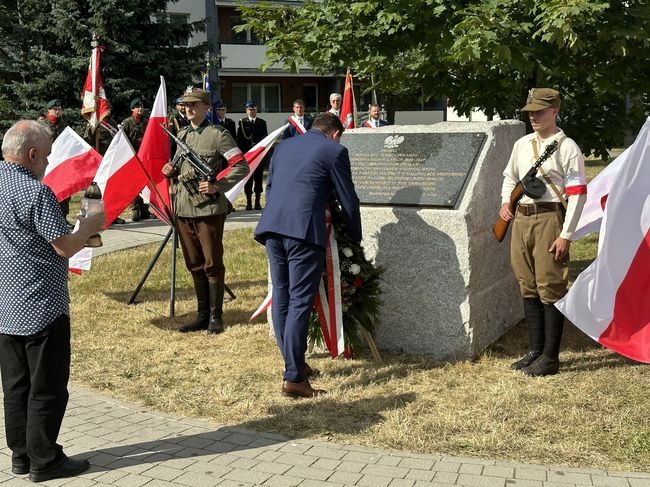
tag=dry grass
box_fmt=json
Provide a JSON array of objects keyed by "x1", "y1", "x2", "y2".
[{"x1": 69, "y1": 220, "x2": 649, "y2": 472}]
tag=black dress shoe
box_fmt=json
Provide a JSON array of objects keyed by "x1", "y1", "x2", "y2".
[
  {"x1": 111, "y1": 217, "x2": 126, "y2": 225},
  {"x1": 510, "y1": 351, "x2": 542, "y2": 370},
  {"x1": 11, "y1": 460, "x2": 29, "y2": 475},
  {"x1": 29, "y1": 457, "x2": 90, "y2": 483}
]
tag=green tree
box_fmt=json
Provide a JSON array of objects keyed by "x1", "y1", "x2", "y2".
[
  {"x1": 0, "y1": 0, "x2": 207, "y2": 130},
  {"x1": 238, "y1": 0, "x2": 650, "y2": 156}
]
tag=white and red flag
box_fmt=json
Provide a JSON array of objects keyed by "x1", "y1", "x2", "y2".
[
  {"x1": 224, "y1": 123, "x2": 287, "y2": 203},
  {"x1": 571, "y1": 147, "x2": 629, "y2": 241},
  {"x1": 93, "y1": 129, "x2": 140, "y2": 227},
  {"x1": 81, "y1": 44, "x2": 110, "y2": 130},
  {"x1": 138, "y1": 76, "x2": 171, "y2": 220},
  {"x1": 556, "y1": 118, "x2": 650, "y2": 363},
  {"x1": 340, "y1": 68, "x2": 356, "y2": 129},
  {"x1": 43, "y1": 127, "x2": 102, "y2": 202}
]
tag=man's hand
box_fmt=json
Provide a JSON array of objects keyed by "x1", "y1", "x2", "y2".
[
  {"x1": 549, "y1": 237, "x2": 570, "y2": 261},
  {"x1": 499, "y1": 203, "x2": 514, "y2": 222},
  {"x1": 162, "y1": 163, "x2": 176, "y2": 177},
  {"x1": 78, "y1": 211, "x2": 106, "y2": 235},
  {"x1": 198, "y1": 181, "x2": 218, "y2": 195}
]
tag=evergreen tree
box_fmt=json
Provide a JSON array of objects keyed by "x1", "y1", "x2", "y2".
[{"x1": 0, "y1": 0, "x2": 207, "y2": 130}]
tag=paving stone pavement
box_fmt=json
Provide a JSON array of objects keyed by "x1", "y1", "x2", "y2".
[{"x1": 1, "y1": 217, "x2": 648, "y2": 486}]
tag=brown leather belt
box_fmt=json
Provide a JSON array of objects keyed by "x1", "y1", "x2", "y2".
[{"x1": 517, "y1": 202, "x2": 563, "y2": 216}]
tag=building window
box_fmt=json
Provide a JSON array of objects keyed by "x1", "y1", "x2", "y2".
[
  {"x1": 232, "y1": 83, "x2": 281, "y2": 113},
  {"x1": 303, "y1": 84, "x2": 319, "y2": 113},
  {"x1": 230, "y1": 15, "x2": 261, "y2": 45},
  {"x1": 168, "y1": 13, "x2": 190, "y2": 47}
]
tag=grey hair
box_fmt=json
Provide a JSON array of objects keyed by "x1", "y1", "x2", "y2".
[
  {"x1": 2, "y1": 120, "x2": 53, "y2": 159},
  {"x1": 329, "y1": 92, "x2": 342, "y2": 101}
]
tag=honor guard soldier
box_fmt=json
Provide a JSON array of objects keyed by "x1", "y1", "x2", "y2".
[
  {"x1": 499, "y1": 88, "x2": 587, "y2": 376},
  {"x1": 214, "y1": 100, "x2": 237, "y2": 140},
  {"x1": 121, "y1": 98, "x2": 152, "y2": 221},
  {"x1": 237, "y1": 100, "x2": 268, "y2": 210},
  {"x1": 162, "y1": 88, "x2": 249, "y2": 334}
]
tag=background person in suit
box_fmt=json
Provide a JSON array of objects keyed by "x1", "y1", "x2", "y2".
[
  {"x1": 363, "y1": 104, "x2": 389, "y2": 128},
  {"x1": 237, "y1": 100, "x2": 268, "y2": 210},
  {"x1": 283, "y1": 99, "x2": 313, "y2": 139},
  {"x1": 254, "y1": 113, "x2": 362, "y2": 399},
  {"x1": 327, "y1": 93, "x2": 342, "y2": 117},
  {"x1": 214, "y1": 100, "x2": 237, "y2": 140}
]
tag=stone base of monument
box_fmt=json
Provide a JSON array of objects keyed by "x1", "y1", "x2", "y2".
[{"x1": 344, "y1": 121, "x2": 526, "y2": 360}]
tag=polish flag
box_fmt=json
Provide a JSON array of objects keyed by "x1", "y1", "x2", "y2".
[
  {"x1": 43, "y1": 127, "x2": 102, "y2": 202},
  {"x1": 224, "y1": 123, "x2": 287, "y2": 203},
  {"x1": 138, "y1": 76, "x2": 171, "y2": 220},
  {"x1": 93, "y1": 129, "x2": 140, "y2": 227},
  {"x1": 571, "y1": 147, "x2": 628, "y2": 240},
  {"x1": 556, "y1": 118, "x2": 650, "y2": 363},
  {"x1": 340, "y1": 68, "x2": 356, "y2": 129},
  {"x1": 81, "y1": 44, "x2": 110, "y2": 130}
]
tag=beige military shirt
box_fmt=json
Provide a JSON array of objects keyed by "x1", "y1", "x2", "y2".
[{"x1": 172, "y1": 119, "x2": 249, "y2": 218}]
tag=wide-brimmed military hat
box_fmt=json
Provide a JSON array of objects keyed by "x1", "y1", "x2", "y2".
[
  {"x1": 181, "y1": 88, "x2": 210, "y2": 105},
  {"x1": 522, "y1": 88, "x2": 561, "y2": 112},
  {"x1": 45, "y1": 99, "x2": 61, "y2": 109},
  {"x1": 130, "y1": 98, "x2": 143, "y2": 109},
  {"x1": 244, "y1": 99, "x2": 258, "y2": 109}
]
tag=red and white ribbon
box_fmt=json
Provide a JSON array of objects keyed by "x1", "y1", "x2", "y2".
[{"x1": 251, "y1": 209, "x2": 345, "y2": 358}]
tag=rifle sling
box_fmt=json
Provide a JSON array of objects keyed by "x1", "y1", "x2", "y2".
[{"x1": 531, "y1": 138, "x2": 567, "y2": 209}]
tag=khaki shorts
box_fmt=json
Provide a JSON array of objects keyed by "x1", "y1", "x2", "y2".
[{"x1": 510, "y1": 210, "x2": 569, "y2": 304}]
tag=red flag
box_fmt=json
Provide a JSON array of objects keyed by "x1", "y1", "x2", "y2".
[
  {"x1": 43, "y1": 127, "x2": 102, "y2": 202},
  {"x1": 139, "y1": 76, "x2": 171, "y2": 219},
  {"x1": 93, "y1": 129, "x2": 140, "y2": 227},
  {"x1": 81, "y1": 44, "x2": 110, "y2": 130},
  {"x1": 340, "y1": 68, "x2": 356, "y2": 129},
  {"x1": 556, "y1": 118, "x2": 650, "y2": 363}
]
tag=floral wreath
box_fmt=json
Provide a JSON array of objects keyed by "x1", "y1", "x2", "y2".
[{"x1": 308, "y1": 199, "x2": 383, "y2": 355}]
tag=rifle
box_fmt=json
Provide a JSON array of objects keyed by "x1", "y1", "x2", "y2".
[
  {"x1": 492, "y1": 140, "x2": 559, "y2": 242},
  {"x1": 160, "y1": 124, "x2": 218, "y2": 183}
]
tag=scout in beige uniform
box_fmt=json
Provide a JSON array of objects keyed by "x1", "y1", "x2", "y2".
[
  {"x1": 499, "y1": 88, "x2": 587, "y2": 376},
  {"x1": 162, "y1": 88, "x2": 249, "y2": 334}
]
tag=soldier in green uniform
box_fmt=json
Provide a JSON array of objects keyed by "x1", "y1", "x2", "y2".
[
  {"x1": 121, "y1": 98, "x2": 152, "y2": 221},
  {"x1": 162, "y1": 88, "x2": 249, "y2": 334},
  {"x1": 43, "y1": 99, "x2": 71, "y2": 222}
]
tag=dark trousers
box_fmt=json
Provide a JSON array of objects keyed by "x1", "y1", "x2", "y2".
[
  {"x1": 0, "y1": 315, "x2": 70, "y2": 470},
  {"x1": 176, "y1": 213, "x2": 226, "y2": 282},
  {"x1": 244, "y1": 163, "x2": 264, "y2": 196},
  {"x1": 266, "y1": 235, "x2": 325, "y2": 382}
]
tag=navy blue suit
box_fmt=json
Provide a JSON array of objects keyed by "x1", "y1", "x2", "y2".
[
  {"x1": 282, "y1": 115, "x2": 313, "y2": 139},
  {"x1": 254, "y1": 128, "x2": 361, "y2": 382}
]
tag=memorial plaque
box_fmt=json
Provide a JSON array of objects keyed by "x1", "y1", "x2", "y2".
[{"x1": 341, "y1": 132, "x2": 486, "y2": 207}]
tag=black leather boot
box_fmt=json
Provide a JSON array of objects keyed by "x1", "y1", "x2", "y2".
[
  {"x1": 207, "y1": 281, "x2": 225, "y2": 334},
  {"x1": 245, "y1": 194, "x2": 253, "y2": 210},
  {"x1": 511, "y1": 297, "x2": 545, "y2": 370},
  {"x1": 254, "y1": 194, "x2": 262, "y2": 210},
  {"x1": 179, "y1": 278, "x2": 210, "y2": 332},
  {"x1": 522, "y1": 304, "x2": 565, "y2": 376}
]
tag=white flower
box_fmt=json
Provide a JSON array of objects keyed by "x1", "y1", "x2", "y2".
[
  {"x1": 342, "y1": 247, "x2": 353, "y2": 257},
  {"x1": 349, "y1": 264, "x2": 361, "y2": 275}
]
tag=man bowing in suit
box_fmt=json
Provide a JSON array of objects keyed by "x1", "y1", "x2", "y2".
[
  {"x1": 254, "y1": 113, "x2": 362, "y2": 398},
  {"x1": 283, "y1": 99, "x2": 313, "y2": 139}
]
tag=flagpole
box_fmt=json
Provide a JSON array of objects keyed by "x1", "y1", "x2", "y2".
[{"x1": 132, "y1": 153, "x2": 173, "y2": 222}]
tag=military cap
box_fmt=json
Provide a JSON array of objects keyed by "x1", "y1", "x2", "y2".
[
  {"x1": 244, "y1": 99, "x2": 258, "y2": 109},
  {"x1": 175, "y1": 97, "x2": 184, "y2": 104},
  {"x1": 522, "y1": 88, "x2": 561, "y2": 112},
  {"x1": 130, "y1": 98, "x2": 143, "y2": 109},
  {"x1": 181, "y1": 88, "x2": 210, "y2": 105},
  {"x1": 215, "y1": 99, "x2": 227, "y2": 108},
  {"x1": 45, "y1": 99, "x2": 61, "y2": 109}
]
